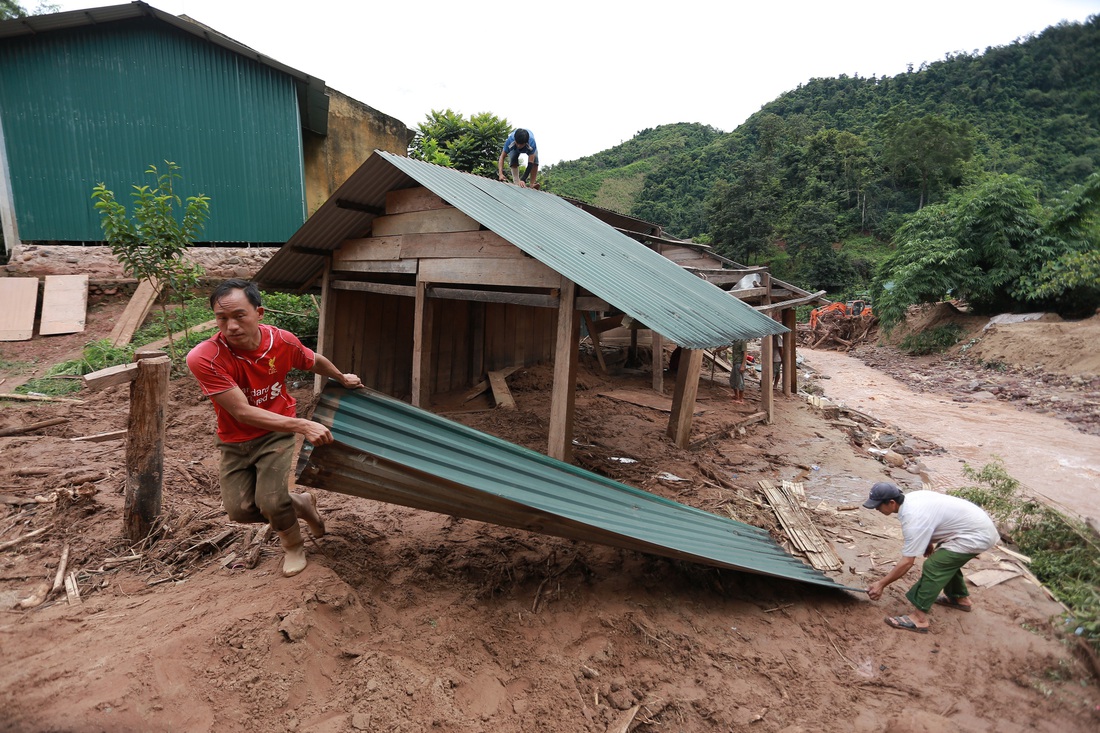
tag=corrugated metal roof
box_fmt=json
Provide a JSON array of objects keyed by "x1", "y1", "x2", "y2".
[
  {"x1": 298, "y1": 387, "x2": 859, "y2": 592},
  {"x1": 256, "y1": 151, "x2": 786, "y2": 348}
]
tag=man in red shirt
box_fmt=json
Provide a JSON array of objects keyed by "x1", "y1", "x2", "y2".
[{"x1": 187, "y1": 279, "x2": 361, "y2": 577}]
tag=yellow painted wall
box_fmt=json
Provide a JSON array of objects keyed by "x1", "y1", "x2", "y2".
[{"x1": 302, "y1": 88, "x2": 414, "y2": 217}]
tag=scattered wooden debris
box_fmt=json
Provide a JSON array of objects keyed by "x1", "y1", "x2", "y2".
[
  {"x1": 0, "y1": 526, "x2": 50, "y2": 551},
  {"x1": 82, "y1": 362, "x2": 140, "y2": 391},
  {"x1": 0, "y1": 393, "x2": 84, "y2": 404},
  {"x1": 759, "y1": 480, "x2": 842, "y2": 571},
  {"x1": 70, "y1": 429, "x2": 127, "y2": 443},
  {"x1": 488, "y1": 369, "x2": 516, "y2": 410},
  {"x1": 0, "y1": 417, "x2": 69, "y2": 437}
]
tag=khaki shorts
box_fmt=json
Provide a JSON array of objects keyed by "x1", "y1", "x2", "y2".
[{"x1": 217, "y1": 431, "x2": 297, "y2": 531}]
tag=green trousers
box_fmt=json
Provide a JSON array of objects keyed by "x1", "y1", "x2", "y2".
[{"x1": 905, "y1": 548, "x2": 977, "y2": 612}]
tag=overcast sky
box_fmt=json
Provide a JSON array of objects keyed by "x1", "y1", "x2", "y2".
[{"x1": 49, "y1": 0, "x2": 1100, "y2": 165}]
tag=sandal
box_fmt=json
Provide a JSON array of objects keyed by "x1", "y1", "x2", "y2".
[
  {"x1": 934, "y1": 595, "x2": 972, "y2": 612},
  {"x1": 885, "y1": 615, "x2": 929, "y2": 633}
]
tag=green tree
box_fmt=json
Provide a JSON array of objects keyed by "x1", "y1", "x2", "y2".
[
  {"x1": 409, "y1": 109, "x2": 511, "y2": 178},
  {"x1": 872, "y1": 173, "x2": 1098, "y2": 329},
  {"x1": 880, "y1": 114, "x2": 975, "y2": 209},
  {"x1": 92, "y1": 162, "x2": 210, "y2": 359},
  {"x1": 0, "y1": 1, "x2": 59, "y2": 20}
]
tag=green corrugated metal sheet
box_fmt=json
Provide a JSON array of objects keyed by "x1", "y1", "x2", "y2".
[
  {"x1": 299, "y1": 386, "x2": 859, "y2": 592},
  {"x1": 0, "y1": 16, "x2": 306, "y2": 243},
  {"x1": 377, "y1": 152, "x2": 786, "y2": 349}
]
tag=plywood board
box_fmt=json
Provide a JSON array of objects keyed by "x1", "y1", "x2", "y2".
[
  {"x1": 0, "y1": 277, "x2": 38, "y2": 341},
  {"x1": 598, "y1": 388, "x2": 708, "y2": 414},
  {"x1": 39, "y1": 274, "x2": 88, "y2": 335}
]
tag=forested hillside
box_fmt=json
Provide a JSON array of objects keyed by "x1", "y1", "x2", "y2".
[{"x1": 543, "y1": 16, "x2": 1099, "y2": 310}]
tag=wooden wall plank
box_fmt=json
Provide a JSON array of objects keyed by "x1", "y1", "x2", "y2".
[
  {"x1": 331, "y1": 259, "x2": 418, "y2": 275},
  {"x1": 0, "y1": 277, "x2": 38, "y2": 341},
  {"x1": 371, "y1": 208, "x2": 481, "y2": 237},
  {"x1": 39, "y1": 274, "x2": 88, "y2": 336},
  {"x1": 419, "y1": 257, "x2": 560, "y2": 288},
  {"x1": 339, "y1": 231, "x2": 522, "y2": 263},
  {"x1": 385, "y1": 186, "x2": 449, "y2": 215}
]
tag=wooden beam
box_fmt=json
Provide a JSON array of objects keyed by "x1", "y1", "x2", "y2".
[
  {"x1": 761, "y1": 334, "x2": 775, "y2": 422},
  {"x1": 755, "y1": 290, "x2": 828, "y2": 312},
  {"x1": 666, "y1": 348, "x2": 703, "y2": 448},
  {"x1": 428, "y1": 287, "x2": 557, "y2": 308},
  {"x1": 331, "y1": 280, "x2": 416, "y2": 298},
  {"x1": 590, "y1": 313, "x2": 624, "y2": 335},
  {"x1": 82, "y1": 362, "x2": 140, "y2": 391},
  {"x1": 411, "y1": 279, "x2": 434, "y2": 408},
  {"x1": 108, "y1": 279, "x2": 160, "y2": 348},
  {"x1": 332, "y1": 259, "x2": 418, "y2": 275},
  {"x1": 548, "y1": 278, "x2": 579, "y2": 462},
  {"x1": 124, "y1": 353, "x2": 170, "y2": 541}
]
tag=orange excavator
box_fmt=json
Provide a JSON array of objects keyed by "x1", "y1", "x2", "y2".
[{"x1": 809, "y1": 298, "x2": 873, "y2": 329}]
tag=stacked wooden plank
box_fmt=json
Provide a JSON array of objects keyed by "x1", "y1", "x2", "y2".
[{"x1": 759, "y1": 479, "x2": 843, "y2": 571}]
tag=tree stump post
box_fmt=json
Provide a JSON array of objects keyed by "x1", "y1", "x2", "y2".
[{"x1": 123, "y1": 351, "x2": 170, "y2": 542}]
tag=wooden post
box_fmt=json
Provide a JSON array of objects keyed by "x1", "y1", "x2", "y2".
[
  {"x1": 412, "y1": 279, "x2": 434, "y2": 408},
  {"x1": 761, "y1": 272, "x2": 775, "y2": 422},
  {"x1": 124, "y1": 352, "x2": 170, "y2": 542},
  {"x1": 666, "y1": 348, "x2": 703, "y2": 448},
  {"x1": 782, "y1": 308, "x2": 797, "y2": 394},
  {"x1": 581, "y1": 311, "x2": 608, "y2": 373},
  {"x1": 651, "y1": 331, "x2": 664, "y2": 394},
  {"x1": 548, "y1": 277, "x2": 578, "y2": 462},
  {"x1": 314, "y1": 260, "x2": 334, "y2": 393}
]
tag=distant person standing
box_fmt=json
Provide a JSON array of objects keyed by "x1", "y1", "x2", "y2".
[
  {"x1": 863, "y1": 482, "x2": 999, "y2": 633},
  {"x1": 498, "y1": 128, "x2": 539, "y2": 188}
]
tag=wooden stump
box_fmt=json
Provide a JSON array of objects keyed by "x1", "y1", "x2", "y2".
[{"x1": 124, "y1": 354, "x2": 170, "y2": 542}]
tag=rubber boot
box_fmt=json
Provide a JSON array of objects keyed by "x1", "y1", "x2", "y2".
[
  {"x1": 291, "y1": 492, "x2": 326, "y2": 538},
  {"x1": 276, "y1": 522, "x2": 307, "y2": 577}
]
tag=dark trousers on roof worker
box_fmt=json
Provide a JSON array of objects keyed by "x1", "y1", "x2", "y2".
[{"x1": 498, "y1": 128, "x2": 539, "y2": 188}]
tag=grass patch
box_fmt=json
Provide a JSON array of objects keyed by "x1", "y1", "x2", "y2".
[
  {"x1": 951, "y1": 459, "x2": 1100, "y2": 654},
  {"x1": 898, "y1": 324, "x2": 962, "y2": 355},
  {"x1": 13, "y1": 290, "x2": 319, "y2": 396}
]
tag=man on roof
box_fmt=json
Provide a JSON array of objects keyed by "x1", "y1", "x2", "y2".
[
  {"x1": 863, "y1": 482, "x2": 999, "y2": 633},
  {"x1": 186, "y1": 279, "x2": 362, "y2": 578},
  {"x1": 498, "y1": 127, "x2": 539, "y2": 188}
]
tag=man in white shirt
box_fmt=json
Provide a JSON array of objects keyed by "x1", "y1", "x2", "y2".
[{"x1": 864, "y1": 482, "x2": 999, "y2": 633}]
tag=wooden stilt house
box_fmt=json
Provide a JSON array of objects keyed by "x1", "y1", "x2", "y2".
[{"x1": 255, "y1": 151, "x2": 792, "y2": 460}]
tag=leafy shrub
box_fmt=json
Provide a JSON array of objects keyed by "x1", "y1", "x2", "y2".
[
  {"x1": 952, "y1": 460, "x2": 1100, "y2": 652},
  {"x1": 897, "y1": 324, "x2": 962, "y2": 354}
]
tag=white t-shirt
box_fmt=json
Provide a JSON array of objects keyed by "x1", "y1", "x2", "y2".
[{"x1": 897, "y1": 491, "x2": 999, "y2": 557}]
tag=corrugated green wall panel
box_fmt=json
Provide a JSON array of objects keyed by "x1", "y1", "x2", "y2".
[{"x1": 0, "y1": 18, "x2": 305, "y2": 243}]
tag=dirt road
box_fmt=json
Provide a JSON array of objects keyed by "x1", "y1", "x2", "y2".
[{"x1": 803, "y1": 348, "x2": 1100, "y2": 522}]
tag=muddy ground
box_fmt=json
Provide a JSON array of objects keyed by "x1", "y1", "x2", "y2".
[{"x1": 0, "y1": 290, "x2": 1098, "y2": 733}]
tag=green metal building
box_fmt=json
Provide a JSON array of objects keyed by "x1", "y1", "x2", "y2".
[{"x1": 0, "y1": 1, "x2": 331, "y2": 249}]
